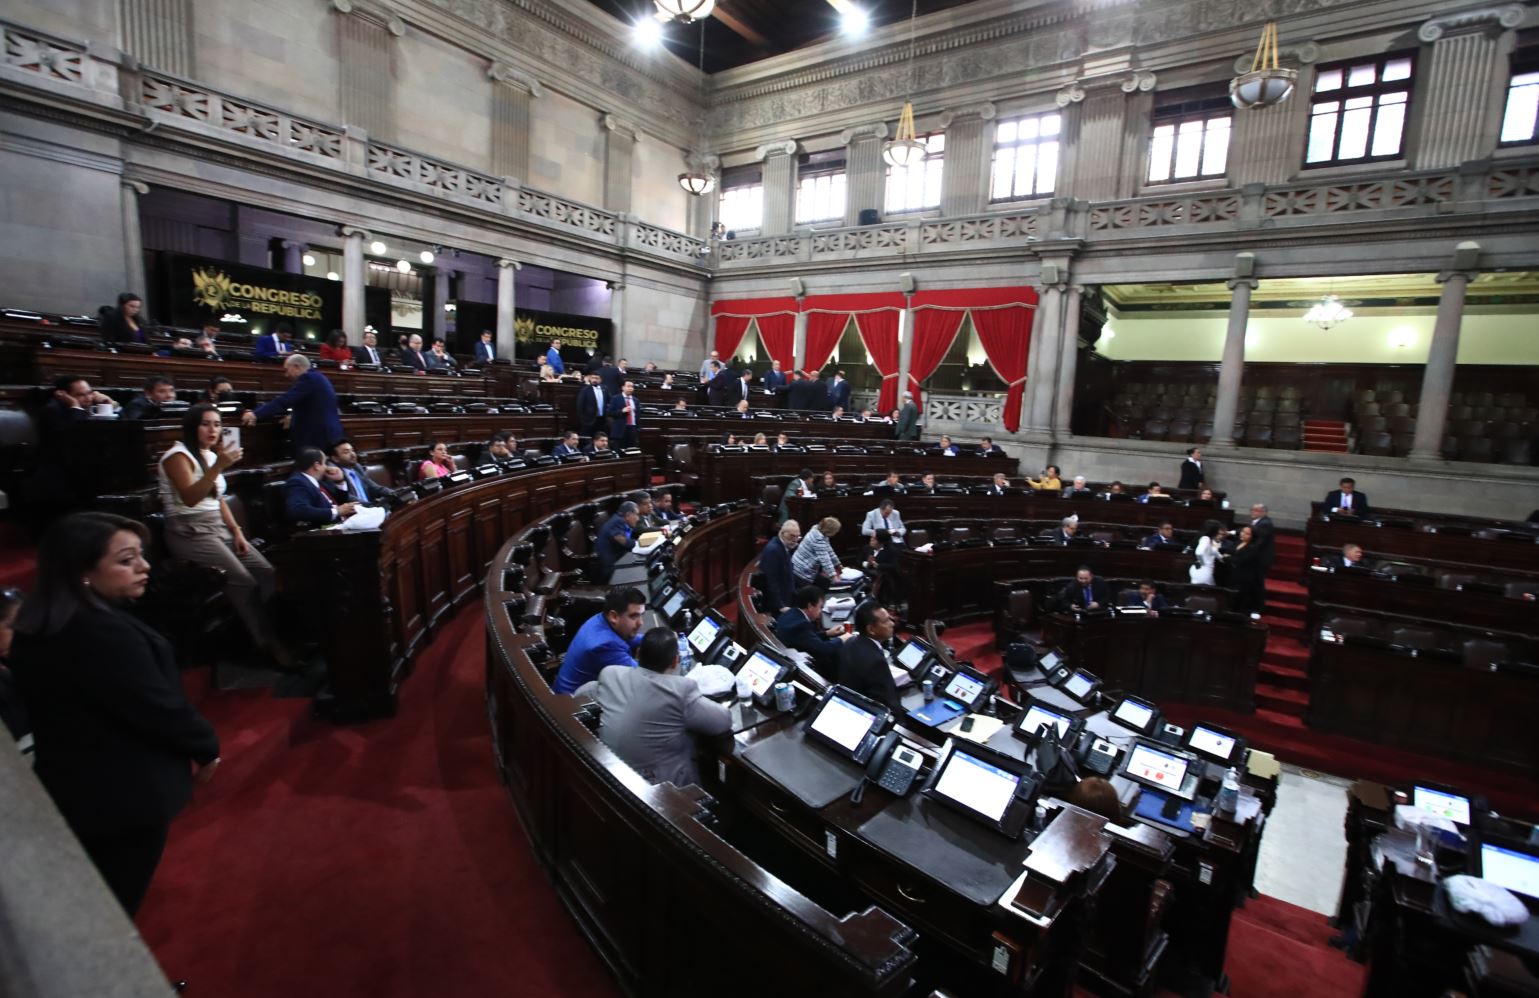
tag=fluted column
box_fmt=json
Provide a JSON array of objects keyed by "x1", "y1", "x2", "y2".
[
  {"x1": 496, "y1": 259, "x2": 519, "y2": 360},
  {"x1": 937, "y1": 103, "x2": 995, "y2": 217},
  {"x1": 757, "y1": 140, "x2": 799, "y2": 236},
  {"x1": 609, "y1": 280, "x2": 627, "y2": 360},
  {"x1": 1026, "y1": 283, "x2": 1065, "y2": 432},
  {"x1": 1211, "y1": 268, "x2": 1256, "y2": 447},
  {"x1": 339, "y1": 226, "x2": 368, "y2": 338},
  {"x1": 602, "y1": 115, "x2": 638, "y2": 214},
  {"x1": 488, "y1": 63, "x2": 542, "y2": 183},
  {"x1": 432, "y1": 268, "x2": 452, "y2": 343},
  {"x1": 1053, "y1": 285, "x2": 1083, "y2": 435},
  {"x1": 792, "y1": 301, "x2": 808, "y2": 371},
  {"x1": 1410, "y1": 243, "x2": 1482, "y2": 458},
  {"x1": 333, "y1": 0, "x2": 402, "y2": 141},
  {"x1": 1413, "y1": 8, "x2": 1524, "y2": 169},
  {"x1": 120, "y1": 180, "x2": 148, "y2": 296},
  {"x1": 841, "y1": 124, "x2": 888, "y2": 226},
  {"x1": 1058, "y1": 72, "x2": 1154, "y2": 202},
  {"x1": 120, "y1": 0, "x2": 193, "y2": 75}
]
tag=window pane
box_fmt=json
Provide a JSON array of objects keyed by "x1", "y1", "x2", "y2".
[
  {"x1": 991, "y1": 147, "x2": 1016, "y2": 199},
  {"x1": 1347, "y1": 63, "x2": 1378, "y2": 87},
  {"x1": 1306, "y1": 111, "x2": 1339, "y2": 162},
  {"x1": 1201, "y1": 117, "x2": 1231, "y2": 175},
  {"x1": 1378, "y1": 90, "x2": 1408, "y2": 106},
  {"x1": 1338, "y1": 105, "x2": 1372, "y2": 159},
  {"x1": 1501, "y1": 78, "x2": 1539, "y2": 142},
  {"x1": 719, "y1": 185, "x2": 763, "y2": 231},
  {"x1": 924, "y1": 159, "x2": 944, "y2": 206},
  {"x1": 1370, "y1": 100, "x2": 1406, "y2": 156},
  {"x1": 1382, "y1": 57, "x2": 1412, "y2": 82},
  {"x1": 928, "y1": 133, "x2": 946, "y2": 154},
  {"x1": 996, "y1": 119, "x2": 1017, "y2": 143},
  {"x1": 1148, "y1": 123, "x2": 1174, "y2": 182},
  {"x1": 1019, "y1": 117, "x2": 1038, "y2": 139},
  {"x1": 1036, "y1": 141, "x2": 1058, "y2": 194},
  {"x1": 1314, "y1": 68, "x2": 1342, "y2": 93},
  {"x1": 1172, "y1": 120, "x2": 1205, "y2": 177},
  {"x1": 1041, "y1": 113, "x2": 1061, "y2": 137}
]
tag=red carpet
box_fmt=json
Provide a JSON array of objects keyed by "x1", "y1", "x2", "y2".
[
  {"x1": 1223, "y1": 895, "x2": 1365, "y2": 998},
  {"x1": 137, "y1": 609, "x2": 620, "y2": 998}
]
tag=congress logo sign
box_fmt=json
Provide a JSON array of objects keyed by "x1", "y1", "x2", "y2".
[{"x1": 191, "y1": 267, "x2": 325, "y2": 320}]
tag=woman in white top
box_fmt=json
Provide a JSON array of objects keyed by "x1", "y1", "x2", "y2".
[
  {"x1": 158, "y1": 404, "x2": 294, "y2": 670},
  {"x1": 1188, "y1": 519, "x2": 1225, "y2": 586}
]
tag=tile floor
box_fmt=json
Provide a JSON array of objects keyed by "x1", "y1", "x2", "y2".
[{"x1": 1255, "y1": 764, "x2": 1353, "y2": 915}]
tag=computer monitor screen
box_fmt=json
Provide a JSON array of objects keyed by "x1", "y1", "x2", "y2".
[
  {"x1": 932, "y1": 748, "x2": 1022, "y2": 822},
  {"x1": 896, "y1": 640, "x2": 929, "y2": 671},
  {"x1": 647, "y1": 571, "x2": 671, "y2": 601},
  {"x1": 1064, "y1": 671, "x2": 1095, "y2": 701},
  {"x1": 1112, "y1": 698, "x2": 1156, "y2": 732},
  {"x1": 943, "y1": 671, "x2": 986, "y2": 707},
  {"x1": 1039, "y1": 651, "x2": 1061, "y2": 672},
  {"x1": 687, "y1": 615, "x2": 721, "y2": 656},
  {"x1": 736, "y1": 651, "x2": 783, "y2": 699},
  {"x1": 1020, "y1": 704, "x2": 1074, "y2": 739},
  {"x1": 1413, "y1": 785, "x2": 1472, "y2": 826},
  {"x1": 809, "y1": 694, "x2": 880, "y2": 753},
  {"x1": 1188, "y1": 725, "x2": 1238, "y2": 762},
  {"x1": 662, "y1": 589, "x2": 687, "y2": 619},
  {"x1": 1480, "y1": 842, "x2": 1539, "y2": 899},
  {"x1": 1125, "y1": 743, "x2": 1190, "y2": 792}
]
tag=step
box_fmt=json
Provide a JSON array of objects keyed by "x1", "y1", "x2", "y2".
[
  {"x1": 1265, "y1": 579, "x2": 1308, "y2": 597},
  {"x1": 1259, "y1": 663, "x2": 1310, "y2": 692},
  {"x1": 1264, "y1": 640, "x2": 1310, "y2": 664},
  {"x1": 1262, "y1": 621, "x2": 1307, "y2": 644},
  {"x1": 1256, "y1": 685, "x2": 1310, "y2": 717}
]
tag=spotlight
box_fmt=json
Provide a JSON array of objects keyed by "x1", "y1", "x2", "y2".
[
  {"x1": 633, "y1": 17, "x2": 663, "y2": 48},
  {"x1": 326, "y1": 271, "x2": 340, "y2": 281},
  {"x1": 419, "y1": 249, "x2": 435, "y2": 264},
  {"x1": 370, "y1": 240, "x2": 387, "y2": 255},
  {"x1": 396, "y1": 259, "x2": 412, "y2": 273},
  {"x1": 301, "y1": 253, "x2": 316, "y2": 267},
  {"x1": 840, "y1": 5, "x2": 869, "y2": 36}
]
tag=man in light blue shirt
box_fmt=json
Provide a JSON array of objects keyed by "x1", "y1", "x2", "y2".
[
  {"x1": 545, "y1": 338, "x2": 564, "y2": 375},
  {"x1": 552, "y1": 587, "x2": 645, "y2": 695}
]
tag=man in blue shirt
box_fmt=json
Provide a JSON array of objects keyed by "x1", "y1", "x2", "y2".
[
  {"x1": 551, "y1": 587, "x2": 646, "y2": 694},
  {"x1": 242, "y1": 354, "x2": 343, "y2": 456},
  {"x1": 594, "y1": 501, "x2": 640, "y2": 583},
  {"x1": 545, "y1": 338, "x2": 564, "y2": 375}
]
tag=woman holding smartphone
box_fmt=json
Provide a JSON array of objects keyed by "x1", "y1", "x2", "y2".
[{"x1": 158, "y1": 404, "x2": 295, "y2": 670}]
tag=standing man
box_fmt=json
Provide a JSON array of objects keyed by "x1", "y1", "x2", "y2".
[
  {"x1": 576, "y1": 371, "x2": 607, "y2": 437},
  {"x1": 699, "y1": 350, "x2": 721, "y2": 382},
  {"x1": 353, "y1": 330, "x2": 383, "y2": 366},
  {"x1": 895, "y1": 391, "x2": 920, "y2": 441},
  {"x1": 827, "y1": 370, "x2": 852, "y2": 413},
  {"x1": 759, "y1": 520, "x2": 800, "y2": 614},
  {"x1": 763, "y1": 360, "x2": 787, "y2": 394},
  {"x1": 474, "y1": 330, "x2": 498, "y2": 364},
  {"x1": 545, "y1": 337, "x2": 564, "y2": 375},
  {"x1": 597, "y1": 355, "x2": 622, "y2": 396},
  {"x1": 1249, "y1": 502, "x2": 1277, "y2": 581},
  {"x1": 607, "y1": 380, "x2": 640, "y2": 450},
  {"x1": 242, "y1": 354, "x2": 343, "y2": 456},
  {"x1": 707, "y1": 362, "x2": 736, "y2": 408},
  {"x1": 1179, "y1": 448, "x2": 1204, "y2": 490},
  {"x1": 834, "y1": 602, "x2": 901, "y2": 711},
  {"x1": 736, "y1": 369, "x2": 753, "y2": 405}
]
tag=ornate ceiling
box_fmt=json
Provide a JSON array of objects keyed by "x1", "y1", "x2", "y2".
[{"x1": 1104, "y1": 273, "x2": 1539, "y2": 312}]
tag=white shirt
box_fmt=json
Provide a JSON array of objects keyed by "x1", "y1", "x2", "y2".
[
  {"x1": 304, "y1": 471, "x2": 339, "y2": 520},
  {"x1": 157, "y1": 441, "x2": 224, "y2": 514}
]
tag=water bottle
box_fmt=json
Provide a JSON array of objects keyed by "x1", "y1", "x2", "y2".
[
  {"x1": 677, "y1": 635, "x2": 694, "y2": 676},
  {"x1": 1218, "y1": 767, "x2": 1241, "y2": 814}
]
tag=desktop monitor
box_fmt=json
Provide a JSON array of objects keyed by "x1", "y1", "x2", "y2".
[
  {"x1": 1412, "y1": 784, "x2": 1473, "y2": 826},
  {"x1": 660, "y1": 586, "x2": 690, "y2": 624},
  {"x1": 1119, "y1": 739, "x2": 1202, "y2": 800},
  {"x1": 896, "y1": 639, "x2": 932, "y2": 676},
  {"x1": 647, "y1": 569, "x2": 674, "y2": 603},
  {"x1": 941, "y1": 665, "x2": 995, "y2": 712},
  {"x1": 922, "y1": 740, "x2": 1041, "y2": 839},
  {"x1": 686, "y1": 611, "x2": 729, "y2": 659},
  {"x1": 735, "y1": 648, "x2": 793, "y2": 705},
  {"x1": 803, "y1": 685, "x2": 890, "y2": 764},
  {"x1": 1109, "y1": 696, "x2": 1161, "y2": 736},
  {"x1": 1054, "y1": 667, "x2": 1101, "y2": 704},
  {"x1": 1477, "y1": 839, "x2": 1539, "y2": 900},
  {"x1": 1183, "y1": 723, "x2": 1246, "y2": 766},
  {"x1": 1013, "y1": 698, "x2": 1084, "y2": 743}
]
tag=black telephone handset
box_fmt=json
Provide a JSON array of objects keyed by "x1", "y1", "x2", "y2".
[
  {"x1": 1075, "y1": 732, "x2": 1119, "y2": 776},
  {"x1": 851, "y1": 732, "x2": 923, "y2": 805}
]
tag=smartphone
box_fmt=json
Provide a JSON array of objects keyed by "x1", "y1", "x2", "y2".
[
  {"x1": 221, "y1": 427, "x2": 240, "y2": 449},
  {"x1": 960, "y1": 716, "x2": 976, "y2": 733}
]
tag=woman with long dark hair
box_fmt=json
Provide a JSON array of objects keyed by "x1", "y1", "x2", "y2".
[
  {"x1": 158, "y1": 403, "x2": 293, "y2": 669},
  {"x1": 10, "y1": 512, "x2": 220, "y2": 915},
  {"x1": 1228, "y1": 524, "x2": 1267, "y2": 615},
  {"x1": 319, "y1": 329, "x2": 353, "y2": 365},
  {"x1": 1189, "y1": 518, "x2": 1224, "y2": 586},
  {"x1": 99, "y1": 292, "x2": 147, "y2": 344}
]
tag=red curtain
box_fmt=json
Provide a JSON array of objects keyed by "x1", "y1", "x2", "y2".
[
  {"x1": 711, "y1": 315, "x2": 751, "y2": 359},
  {"x1": 854, "y1": 309, "x2": 901, "y2": 414},
  {"x1": 905, "y1": 308, "x2": 966, "y2": 409},
  {"x1": 802, "y1": 311, "x2": 848, "y2": 374},
  {"x1": 710, "y1": 298, "x2": 797, "y2": 363},
  {"x1": 755, "y1": 314, "x2": 795, "y2": 369},
  {"x1": 969, "y1": 303, "x2": 1036, "y2": 433}
]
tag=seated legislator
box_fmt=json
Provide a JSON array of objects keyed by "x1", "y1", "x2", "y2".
[
  {"x1": 658, "y1": 372, "x2": 675, "y2": 389},
  {"x1": 1065, "y1": 476, "x2": 1093, "y2": 496},
  {"x1": 912, "y1": 472, "x2": 938, "y2": 495},
  {"x1": 985, "y1": 472, "x2": 1011, "y2": 496},
  {"x1": 653, "y1": 492, "x2": 682, "y2": 523},
  {"x1": 205, "y1": 376, "x2": 236, "y2": 407},
  {"x1": 819, "y1": 470, "x2": 839, "y2": 493},
  {"x1": 872, "y1": 470, "x2": 906, "y2": 493},
  {"x1": 120, "y1": 375, "x2": 177, "y2": 421},
  {"x1": 418, "y1": 441, "x2": 455, "y2": 480},
  {"x1": 672, "y1": 398, "x2": 691, "y2": 414},
  {"x1": 774, "y1": 585, "x2": 847, "y2": 675},
  {"x1": 552, "y1": 432, "x2": 585, "y2": 460},
  {"x1": 575, "y1": 626, "x2": 731, "y2": 787},
  {"x1": 593, "y1": 501, "x2": 640, "y2": 583},
  {"x1": 1139, "y1": 522, "x2": 1180, "y2": 550},
  {"x1": 1068, "y1": 776, "x2": 1132, "y2": 827},
  {"x1": 759, "y1": 520, "x2": 800, "y2": 615},
  {"x1": 1136, "y1": 482, "x2": 1171, "y2": 503},
  {"x1": 241, "y1": 354, "x2": 343, "y2": 456},
  {"x1": 397, "y1": 334, "x2": 429, "y2": 373},
  {"x1": 835, "y1": 601, "x2": 901, "y2": 712},
  {"x1": 861, "y1": 498, "x2": 906, "y2": 541},
  {"x1": 323, "y1": 439, "x2": 392, "y2": 505},
  {"x1": 253, "y1": 323, "x2": 296, "y2": 357},
  {"x1": 319, "y1": 330, "x2": 352, "y2": 365},
  {"x1": 732, "y1": 399, "x2": 752, "y2": 418},
  {"x1": 976, "y1": 436, "x2": 1007, "y2": 459},
  {"x1": 1046, "y1": 517, "x2": 1079, "y2": 546},
  {"x1": 484, "y1": 434, "x2": 517, "y2": 466},
  {"x1": 791, "y1": 517, "x2": 843, "y2": 588},
  {"x1": 1325, "y1": 477, "x2": 1370, "y2": 517},
  {"x1": 865, "y1": 529, "x2": 903, "y2": 604},
  {"x1": 1027, "y1": 465, "x2": 1063, "y2": 491},
  {"x1": 936, "y1": 435, "x2": 959, "y2": 457},
  {"x1": 552, "y1": 587, "x2": 646, "y2": 695},
  {"x1": 352, "y1": 330, "x2": 383, "y2": 366},
  {"x1": 194, "y1": 334, "x2": 222, "y2": 361},
  {"x1": 1058, "y1": 566, "x2": 1109, "y2": 611},
  {"x1": 773, "y1": 431, "x2": 793, "y2": 451},
  {"x1": 1328, "y1": 542, "x2": 1371, "y2": 570},
  {"x1": 1122, "y1": 580, "x2": 1169, "y2": 614},
  {"x1": 632, "y1": 492, "x2": 659, "y2": 531},
  {"x1": 778, "y1": 468, "x2": 815, "y2": 522},
  {"x1": 425, "y1": 338, "x2": 457, "y2": 371},
  {"x1": 285, "y1": 448, "x2": 360, "y2": 527},
  {"x1": 583, "y1": 431, "x2": 611, "y2": 456}
]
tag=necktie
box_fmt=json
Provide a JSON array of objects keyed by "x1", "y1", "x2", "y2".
[
  {"x1": 1083, "y1": 587, "x2": 1092, "y2": 605},
  {"x1": 320, "y1": 481, "x2": 336, "y2": 506},
  {"x1": 348, "y1": 469, "x2": 367, "y2": 499},
  {"x1": 627, "y1": 400, "x2": 634, "y2": 425},
  {"x1": 883, "y1": 515, "x2": 890, "y2": 529},
  {"x1": 1343, "y1": 494, "x2": 1351, "y2": 509}
]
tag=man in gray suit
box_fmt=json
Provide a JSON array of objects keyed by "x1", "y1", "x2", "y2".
[
  {"x1": 575, "y1": 626, "x2": 730, "y2": 787},
  {"x1": 895, "y1": 392, "x2": 920, "y2": 441}
]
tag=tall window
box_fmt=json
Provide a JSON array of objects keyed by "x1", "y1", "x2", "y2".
[
  {"x1": 884, "y1": 133, "x2": 945, "y2": 213},
  {"x1": 1500, "y1": 44, "x2": 1539, "y2": 146},
  {"x1": 1147, "y1": 90, "x2": 1231, "y2": 183},
  {"x1": 717, "y1": 165, "x2": 763, "y2": 233},
  {"x1": 795, "y1": 151, "x2": 847, "y2": 225},
  {"x1": 990, "y1": 112, "x2": 1060, "y2": 202},
  {"x1": 1305, "y1": 53, "x2": 1414, "y2": 166}
]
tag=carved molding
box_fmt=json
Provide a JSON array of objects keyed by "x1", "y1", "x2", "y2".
[
  {"x1": 487, "y1": 61, "x2": 544, "y2": 97},
  {"x1": 330, "y1": 0, "x2": 406, "y2": 37},
  {"x1": 602, "y1": 113, "x2": 640, "y2": 140},
  {"x1": 1055, "y1": 84, "x2": 1086, "y2": 107},
  {"x1": 497, "y1": 258, "x2": 523, "y2": 270},
  {"x1": 338, "y1": 225, "x2": 372, "y2": 239},
  {"x1": 1120, "y1": 70, "x2": 1157, "y2": 94},
  {"x1": 122, "y1": 179, "x2": 150, "y2": 196},
  {"x1": 1418, "y1": 4, "x2": 1526, "y2": 41},
  {"x1": 1232, "y1": 41, "x2": 1320, "y2": 74},
  {"x1": 754, "y1": 139, "x2": 800, "y2": 161},
  {"x1": 684, "y1": 151, "x2": 721, "y2": 172},
  {"x1": 938, "y1": 101, "x2": 997, "y2": 129},
  {"x1": 839, "y1": 122, "x2": 890, "y2": 144}
]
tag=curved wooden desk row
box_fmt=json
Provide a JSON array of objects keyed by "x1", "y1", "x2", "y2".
[
  {"x1": 1305, "y1": 513, "x2": 1539, "y2": 575},
  {"x1": 697, "y1": 450, "x2": 1003, "y2": 505},
  {"x1": 730, "y1": 538, "x2": 1271, "y2": 997},
  {"x1": 784, "y1": 493, "x2": 1233, "y2": 540},
  {"x1": 1306, "y1": 568, "x2": 1539, "y2": 642},
  {"x1": 262, "y1": 456, "x2": 645, "y2": 721},
  {"x1": 485, "y1": 504, "x2": 922, "y2": 998}
]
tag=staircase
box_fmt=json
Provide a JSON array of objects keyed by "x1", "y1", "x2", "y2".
[
  {"x1": 1302, "y1": 419, "x2": 1350, "y2": 453},
  {"x1": 1252, "y1": 533, "x2": 1311, "y2": 726}
]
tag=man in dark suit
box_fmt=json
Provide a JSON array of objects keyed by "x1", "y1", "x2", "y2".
[
  {"x1": 1046, "y1": 517, "x2": 1079, "y2": 546},
  {"x1": 1324, "y1": 477, "x2": 1369, "y2": 517},
  {"x1": 774, "y1": 585, "x2": 848, "y2": 675},
  {"x1": 607, "y1": 381, "x2": 640, "y2": 449},
  {"x1": 976, "y1": 436, "x2": 1007, "y2": 459},
  {"x1": 575, "y1": 372, "x2": 607, "y2": 435},
  {"x1": 759, "y1": 520, "x2": 799, "y2": 614},
  {"x1": 397, "y1": 333, "x2": 428, "y2": 373},
  {"x1": 834, "y1": 601, "x2": 900, "y2": 711},
  {"x1": 322, "y1": 439, "x2": 392, "y2": 505},
  {"x1": 1178, "y1": 447, "x2": 1204, "y2": 490},
  {"x1": 734, "y1": 370, "x2": 754, "y2": 405},
  {"x1": 1122, "y1": 580, "x2": 1169, "y2": 614},
  {"x1": 1248, "y1": 503, "x2": 1277, "y2": 575},
  {"x1": 353, "y1": 330, "x2": 383, "y2": 366},
  {"x1": 763, "y1": 360, "x2": 787, "y2": 393},
  {"x1": 552, "y1": 432, "x2": 585, "y2": 460},
  {"x1": 473, "y1": 329, "x2": 497, "y2": 364},
  {"x1": 1330, "y1": 543, "x2": 1370, "y2": 570},
  {"x1": 827, "y1": 371, "x2": 852, "y2": 413},
  {"x1": 242, "y1": 354, "x2": 343, "y2": 456},
  {"x1": 1139, "y1": 522, "x2": 1180, "y2": 550},
  {"x1": 285, "y1": 448, "x2": 360, "y2": 527},
  {"x1": 425, "y1": 337, "x2": 457, "y2": 372},
  {"x1": 707, "y1": 364, "x2": 736, "y2": 408},
  {"x1": 119, "y1": 375, "x2": 177, "y2": 421},
  {"x1": 597, "y1": 356, "x2": 622, "y2": 396},
  {"x1": 253, "y1": 324, "x2": 294, "y2": 358},
  {"x1": 582, "y1": 431, "x2": 610, "y2": 456},
  {"x1": 895, "y1": 392, "x2": 920, "y2": 441},
  {"x1": 1057, "y1": 566, "x2": 1109, "y2": 611},
  {"x1": 985, "y1": 472, "x2": 1011, "y2": 495}
]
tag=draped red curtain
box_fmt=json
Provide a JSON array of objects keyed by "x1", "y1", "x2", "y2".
[
  {"x1": 854, "y1": 309, "x2": 902, "y2": 414},
  {"x1": 711, "y1": 315, "x2": 751, "y2": 359},
  {"x1": 802, "y1": 312, "x2": 848, "y2": 374},
  {"x1": 755, "y1": 314, "x2": 795, "y2": 369},
  {"x1": 801, "y1": 293, "x2": 905, "y2": 402},
  {"x1": 965, "y1": 294, "x2": 1037, "y2": 433},
  {"x1": 710, "y1": 298, "x2": 798, "y2": 364},
  {"x1": 904, "y1": 308, "x2": 966, "y2": 409}
]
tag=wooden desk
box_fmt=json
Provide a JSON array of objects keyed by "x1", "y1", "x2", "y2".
[
  {"x1": 1306, "y1": 567, "x2": 1539, "y2": 641},
  {"x1": 1306, "y1": 513, "x2": 1539, "y2": 576}
]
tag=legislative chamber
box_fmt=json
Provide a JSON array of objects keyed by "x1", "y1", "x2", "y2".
[{"x1": 2, "y1": 0, "x2": 1538, "y2": 997}]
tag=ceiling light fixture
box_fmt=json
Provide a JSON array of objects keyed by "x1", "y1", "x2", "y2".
[
  {"x1": 677, "y1": 20, "x2": 717, "y2": 196},
  {"x1": 396, "y1": 259, "x2": 412, "y2": 273},
  {"x1": 883, "y1": 0, "x2": 927, "y2": 169},
  {"x1": 1303, "y1": 294, "x2": 1353, "y2": 330},
  {"x1": 1231, "y1": 22, "x2": 1296, "y2": 109},
  {"x1": 653, "y1": 0, "x2": 714, "y2": 22},
  {"x1": 633, "y1": 16, "x2": 663, "y2": 48},
  {"x1": 836, "y1": 2, "x2": 869, "y2": 36},
  {"x1": 419, "y1": 249, "x2": 435, "y2": 264},
  {"x1": 326, "y1": 271, "x2": 340, "y2": 281},
  {"x1": 369, "y1": 240, "x2": 387, "y2": 255},
  {"x1": 301, "y1": 253, "x2": 316, "y2": 267}
]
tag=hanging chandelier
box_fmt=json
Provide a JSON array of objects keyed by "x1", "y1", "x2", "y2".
[
  {"x1": 653, "y1": 0, "x2": 714, "y2": 23},
  {"x1": 1303, "y1": 294, "x2": 1353, "y2": 330},
  {"x1": 678, "y1": 170, "x2": 716, "y2": 195},
  {"x1": 883, "y1": 0, "x2": 927, "y2": 168},
  {"x1": 1230, "y1": 22, "x2": 1297, "y2": 110},
  {"x1": 677, "y1": 21, "x2": 717, "y2": 196}
]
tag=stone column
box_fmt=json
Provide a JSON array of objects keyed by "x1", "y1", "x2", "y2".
[
  {"x1": 432, "y1": 268, "x2": 452, "y2": 343},
  {"x1": 488, "y1": 63, "x2": 541, "y2": 184},
  {"x1": 756, "y1": 140, "x2": 799, "y2": 236},
  {"x1": 333, "y1": 0, "x2": 402, "y2": 141},
  {"x1": 1413, "y1": 8, "x2": 1524, "y2": 169},
  {"x1": 609, "y1": 279, "x2": 627, "y2": 361},
  {"x1": 602, "y1": 115, "x2": 639, "y2": 214},
  {"x1": 1211, "y1": 271, "x2": 1256, "y2": 447},
  {"x1": 120, "y1": 180, "x2": 148, "y2": 296},
  {"x1": 1053, "y1": 285, "x2": 1084, "y2": 434},
  {"x1": 937, "y1": 103, "x2": 995, "y2": 217},
  {"x1": 1058, "y1": 71, "x2": 1154, "y2": 202},
  {"x1": 1410, "y1": 243, "x2": 1482, "y2": 458},
  {"x1": 841, "y1": 123, "x2": 889, "y2": 226},
  {"x1": 896, "y1": 298, "x2": 915, "y2": 415},
  {"x1": 792, "y1": 303, "x2": 808, "y2": 372},
  {"x1": 121, "y1": 0, "x2": 194, "y2": 76},
  {"x1": 1026, "y1": 282, "x2": 1065, "y2": 432},
  {"x1": 339, "y1": 226, "x2": 368, "y2": 339},
  {"x1": 281, "y1": 240, "x2": 306, "y2": 274},
  {"x1": 495, "y1": 259, "x2": 519, "y2": 360}
]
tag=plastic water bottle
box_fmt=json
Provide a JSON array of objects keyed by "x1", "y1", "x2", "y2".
[
  {"x1": 1218, "y1": 767, "x2": 1241, "y2": 813},
  {"x1": 677, "y1": 635, "x2": 694, "y2": 676}
]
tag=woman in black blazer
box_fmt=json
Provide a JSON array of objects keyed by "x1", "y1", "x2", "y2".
[
  {"x1": 11, "y1": 512, "x2": 220, "y2": 915},
  {"x1": 1227, "y1": 524, "x2": 1267, "y2": 616}
]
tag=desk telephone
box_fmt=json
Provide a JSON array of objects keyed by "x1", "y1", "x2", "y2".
[
  {"x1": 1076, "y1": 733, "x2": 1119, "y2": 776},
  {"x1": 850, "y1": 732, "x2": 924, "y2": 804}
]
